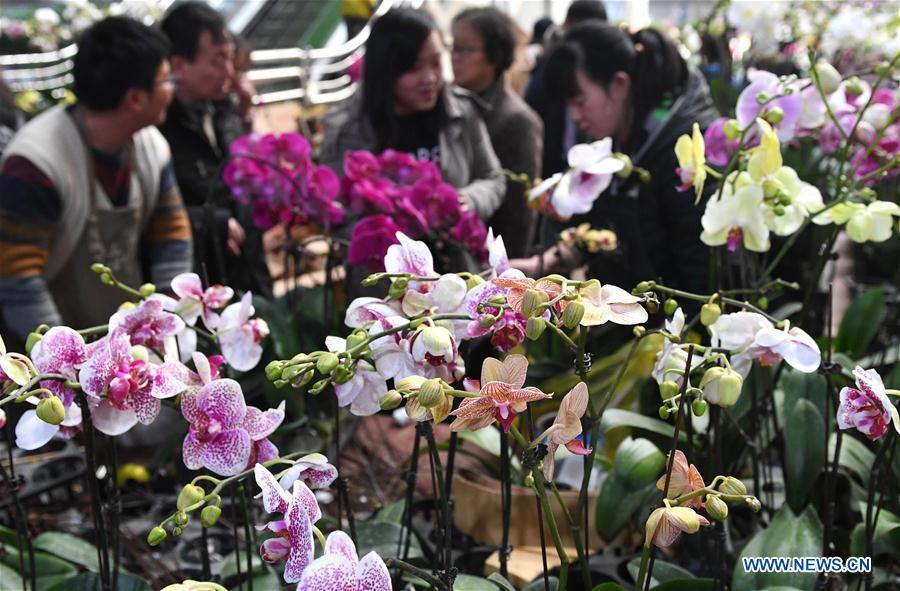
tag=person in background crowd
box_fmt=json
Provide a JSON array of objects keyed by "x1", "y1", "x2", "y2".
[
  {"x1": 451, "y1": 7, "x2": 542, "y2": 258},
  {"x1": 512, "y1": 22, "x2": 717, "y2": 298},
  {"x1": 525, "y1": 0, "x2": 607, "y2": 179},
  {"x1": 0, "y1": 77, "x2": 25, "y2": 157},
  {"x1": 159, "y1": 1, "x2": 272, "y2": 298},
  {"x1": 225, "y1": 34, "x2": 257, "y2": 134},
  {"x1": 0, "y1": 17, "x2": 192, "y2": 342},
  {"x1": 320, "y1": 7, "x2": 505, "y2": 222}
]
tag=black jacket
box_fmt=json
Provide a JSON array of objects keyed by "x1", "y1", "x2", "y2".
[
  {"x1": 158, "y1": 98, "x2": 272, "y2": 298},
  {"x1": 575, "y1": 68, "x2": 718, "y2": 296}
]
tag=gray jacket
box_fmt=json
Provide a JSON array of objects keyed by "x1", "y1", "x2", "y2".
[
  {"x1": 319, "y1": 85, "x2": 506, "y2": 220},
  {"x1": 479, "y1": 78, "x2": 543, "y2": 257}
]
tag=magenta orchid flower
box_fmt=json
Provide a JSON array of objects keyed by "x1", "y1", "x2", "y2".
[
  {"x1": 296, "y1": 530, "x2": 391, "y2": 591},
  {"x1": 543, "y1": 382, "x2": 591, "y2": 480},
  {"x1": 278, "y1": 453, "x2": 339, "y2": 491},
  {"x1": 254, "y1": 464, "x2": 321, "y2": 584},
  {"x1": 217, "y1": 292, "x2": 268, "y2": 372},
  {"x1": 78, "y1": 328, "x2": 187, "y2": 436},
  {"x1": 108, "y1": 298, "x2": 185, "y2": 351},
  {"x1": 170, "y1": 272, "x2": 234, "y2": 330},
  {"x1": 347, "y1": 215, "x2": 404, "y2": 273},
  {"x1": 703, "y1": 117, "x2": 740, "y2": 167},
  {"x1": 837, "y1": 366, "x2": 900, "y2": 441},
  {"x1": 450, "y1": 355, "x2": 552, "y2": 432},
  {"x1": 181, "y1": 378, "x2": 284, "y2": 476},
  {"x1": 15, "y1": 327, "x2": 87, "y2": 450}
]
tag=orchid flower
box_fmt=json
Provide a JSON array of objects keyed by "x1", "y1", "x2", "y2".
[
  {"x1": 78, "y1": 328, "x2": 186, "y2": 436},
  {"x1": 15, "y1": 327, "x2": 87, "y2": 450},
  {"x1": 181, "y1": 378, "x2": 284, "y2": 476},
  {"x1": 543, "y1": 382, "x2": 591, "y2": 481},
  {"x1": 108, "y1": 298, "x2": 185, "y2": 352},
  {"x1": 652, "y1": 307, "x2": 689, "y2": 385},
  {"x1": 574, "y1": 280, "x2": 648, "y2": 326},
  {"x1": 254, "y1": 464, "x2": 320, "y2": 584},
  {"x1": 815, "y1": 201, "x2": 900, "y2": 243},
  {"x1": 492, "y1": 276, "x2": 563, "y2": 317},
  {"x1": 542, "y1": 138, "x2": 625, "y2": 219},
  {"x1": 325, "y1": 336, "x2": 387, "y2": 416},
  {"x1": 399, "y1": 375, "x2": 454, "y2": 424},
  {"x1": 645, "y1": 503, "x2": 710, "y2": 549},
  {"x1": 747, "y1": 324, "x2": 821, "y2": 373},
  {"x1": 217, "y1": 292, "x2": 268, "y2": 372},
  {"x1": 656, "y1": 450, "x2": 705, "y2": 509},
  {"x1": 296, "y1": 530, "x2": 391, "y2": 591},
  {"x1": 837, "y1": 366, "x2": 900, "y2": 441},
  {"x1": 486, "y1": 228, "x2": 509, "y2": 277},
  {"x1": 709, "y1": 311, "x2": 774, "y2": 377},
  {"x1": 700, "y1": 171, "x2": 771, "y2": 252},
  {"x1": 344, "y1": 297, "x2": 403, "y2": 330},
  {"x1": 0, "y1": 333, "x2": 32, "y2": 387},
  {"x1": 736, "y1": 70, "x2": 803, "y2": 141},
  {"x1": 170, "y1": 272, "x2": 234, "y2": 330},
  {"x1": 383, "y1": 231, "x2": 436, "y2": 280},
  {"x1": 450, "y1": 355, "x2": 552, "y2": 432},
  {"x1": 463, "y1": 273, "x2": 528, "y2": 353},
  {"x1": 278, "y1": 453, "x2": 339, "y2": 491},
  {"x1": 762, "y1": 166, "x2": 826, "y2": 236},
  {"x1": 674, "y1": 122, "x2": 707, "y2": 201}
]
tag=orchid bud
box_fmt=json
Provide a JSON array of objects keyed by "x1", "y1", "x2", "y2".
[
  {"x1": 706, "y1": 495, "x2": 729, "y2": 522},
  {"x1": 172, "y1": 526, "x2": 184, "y2": 537},
  {"x1": 660, "y1": 380, "x2": 680, "y2": 400},
  {"x1": 854, "y1": 121, "x2": 877, "y2": 145},
  {"x1": 814, "y1": 61, "x2": 841, "y2": 95},
  {"x1": 562, "y1": 301, "x2": 585, "y2": 329},
  {"x1": 117, "y1": 301, "x2": 136, "y2": 311},
  {"x1": 308, "y1": 379, "x2": 330, "y2": 395},
  {"x1": 100, "y1": 272, "x2": 114, "y2": 285},
  {"x1": 147, "y1": 527, "x2": 167, "y2": 547},
  {"x1": 658, "y1": 406, "x2": 671, "y2": 420},
  {"x1": 138, "y1": 283, "x2": 156, "y2": 298},
  {"x1": 0, "y1": 409, "x2": 6, "y2": 430},
  {"x1": 874, "y1": 61, "x2": 893, "y2": 78},
  {"x1": 756, "y1": 296, "x2": 769, "y2": 310},
  {"x1": 479, "y1": 314, "x2": 498, "y2": 328},
  {"x1": 700, "y1": 302, "x2": 721, "y2": 326},
  {"x1": 332, "y1": 365, "x2": 353, "y2": 385},
  {"x1": 265, "y1": 360, "x2": 284, "y2": 381},
  {"x1": 177, "y1": 484, "x2": 206, "y2": 510},
  {"x1": 700, "y1": 366, "x2": 743, "y2": 407},
  {"x1": 723, "y1": 119, "x2": 742, "y2": 141},
  {"x1": 174, "y1": 511, "x2": 189, "y2": 527},
  {"x1": 844, "y1": 76, "x2": 864, "y2": 97},
  {"x1": 420, "y1": 325, "x2": 453, "y2": 356},
  {"x1": 465, "y1": 275, "x2": 485, "y2": 290},
  {"x1": 90, "y1": 263, "x2": 110, "y2": 274},
  {"x1": 745, "y1": 497, "x2": 762, "y2": 512},
  {"x1": 664, "y1": 299, "x2": 678, "y2": 316},
  {"x1": 646, "y1": 299, "x2": 659, "y2": 314},
  {"x1": 691, "y1": 398, "x2": 708, "y2": 416},
  {"x1": 755, "y1": 90, "x2": 772, "y2": 104},
  {"x1": 862, "y1": 104, "x2": 890, "y2": 130},
  {"x1": 346, "y1": 330, "x2": 368, "y2": 351},
  {"x1": 417, "y1": 379, "x2": 445, "y2": 409},
  {"x1": 36, "y1": 395, "x2": 66, "y2": 425},
  {"x1": 292, "y1": 353, "x2": 309, "y2": 362},
  {"x1": 526, "y1": 317, "x2": 546, "y2": 341},
  {"x1": 614, "y1": 153, "x2": 633, "y2": 178},
  {"x1": 764, "y1": 106, "x2": 784, "y2": 125},
  {"x1": 633, "y1": 326, "x2": 646, "y2": 337},
  {"x1": 379, "y1": 390, "x2": 403, "y2": 411},
  {"x1": 524, "y1": 472, "x2": 535, "y2": 488},
  {"x1": 388, "y1": 277, "x2": 409, "y2": 300},
  {"x1": 25, "y1": 331, "x2": 42, "y2": 355},
  {"x1": 273, "y1": 379, "x2": 288, "y2": 389},
  {"x1": 521, "y1": 289, "x2": 548, "y2": 317},
  {"x1": 634, "y1": 281, "x2": 653, "y2": 293},
  {"x1": 201, "y1": 505, "x2": 222, "y2": 528},
  {"x1": 316, "y1": 353, "x2": 339, "y2": 375},
  {"x1": 281, "y1": 364, "x2": 307, "y2": 381},
  {"x1": 720, "y1": 476, "x2": 748, "y2": 496},
  {"x1": 361, "y1": 273, "x2": 384, "y2": 287}
]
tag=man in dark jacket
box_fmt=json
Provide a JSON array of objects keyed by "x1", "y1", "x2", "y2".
[{"x1": 159, "y1": 2, "x2": 272, "y2": 297}]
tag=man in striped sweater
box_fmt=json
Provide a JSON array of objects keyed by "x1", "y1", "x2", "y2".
[{"x1": 0, "y1": 17, "x2": 192, "y2": 345}]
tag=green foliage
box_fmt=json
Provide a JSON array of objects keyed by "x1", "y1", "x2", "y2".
[
  {"x1": 835, "y1": 287, "x2": 885, "y2": 359},
  {"x1": 784, "y1": 399, "x2": 826, "y2": 511},
  {"x1": 596, "y1": 437, "x2": 665, "y2": 540}
]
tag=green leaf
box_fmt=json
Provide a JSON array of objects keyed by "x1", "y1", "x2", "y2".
[
  {"x1": 373, "y1": 500, "x2": 406, "y2": 524},
  {"x1": 835, "y1": 287, "x2": 885, "y2": 359},
  {"x1": 486, "y1": 572, "x2": 517, "y2": 591},
  {"x1": 600, "y1": 409, "x2": 687, "y2": 443},
  {"x1": 0, "y1": 544, "x2": 78, "y2": 580},
  {"x1": 849, "y1": 505, "x2": 900, "y2": 558},
  {"x1": 828, "y1": 433, "x2": 875, "y2": 484},
  {"x1": 651, "y1": 581, "x2": 715, "y2": 591},
  {"x1": 522, "y1": 576, "x2": 559, "y2": 591},
  {"x1": 45, "y1": 572, "x2": 152, "y2": 591},
  {"x1": 732, "y1": 505, "x2": 823, "y2": 591},
  {"x1": 784, "y1": 399, "x2": 825, "y2": 511},
  {"x1": 613, "y1": 437, "x2": 666, "y2": 487},
  {"x1": 219, "y1": 552, "x2": 264, "y2": 581},
  {"x1": 457, "y1": 427, "x2": 521, "y2": 471},
  {"x1": 0, "y1": 562, "x2": 23, "y2": 590},
  {"x1": 33, "y1": 532, "x2": 102, "y2": 573},
  {"x1": 0, "y1": 525, "x2": 23, "y2": 548},
  {"x1": 593, "y1": 584, "x2": 626, "y2": 591},
  {"x1": 776, "y1": 369, "x2": 826, "y2": 428},
  {"x1": 452, "y1": 574, "x2": 497, "y2": 589},
  {"x1": 355, "y1": 521, "x2": 423, "y2": 561},
  {"x1": 626, "y1": 557, "x2": 696, "y2": 587}
]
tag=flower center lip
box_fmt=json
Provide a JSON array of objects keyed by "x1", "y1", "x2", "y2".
[{"x1": 193, "y1": 414, "x2": 223, "y2": 442}]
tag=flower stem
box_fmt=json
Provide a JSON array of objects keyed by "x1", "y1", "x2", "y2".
[
  {"x1": 531, "y1": 468, "x2": 569, "y2": 590},
  {"x1": 635, "y1": 543, "x2": 652, "y2": 591}
]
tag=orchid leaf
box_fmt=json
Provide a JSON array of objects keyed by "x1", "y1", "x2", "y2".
[
  {"x1": 626, "y1": 557, "x2": 697, "y2": 587},
  {"x1": 835, "y1": 287, "x2": 884, "y2": 359},
  {"x1": 784, "y1": 399, "x2": 825, "y2": 511},
  {"x1": 486, "y1": 572, "x2": 517, "y2": 590}
]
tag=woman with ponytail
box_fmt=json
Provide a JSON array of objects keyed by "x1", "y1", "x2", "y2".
[{"x1": 513, "y1": 22, "x2": 717, "y2": 296}]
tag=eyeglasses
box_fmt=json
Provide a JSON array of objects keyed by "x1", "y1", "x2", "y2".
[{"x1": 450, "y1": 44, "x2": 484, "y2": 55}]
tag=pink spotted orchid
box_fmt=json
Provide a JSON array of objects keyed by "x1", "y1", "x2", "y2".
[
  {"x1": 296, "y1": 530, "x2": 391, "y2": 591},
  {"x1": 170, "y1": 272, "x2": 234, "y2": 330},
  {"x1": 217, "y1": 292, "x2": 269, "y2": 372},
  {"x1": 542, "y1": 382, "x2": 591, "y2": 481},
  {"x1": 15, "y1": 327, "x2": 87, "y2": 450},
  {"x1": 78, "y1": 328, "x2": 187, "y2": 436},
  {"x1": 181, "y1": 377, "x2": 284, "y2": 476},
  {"x1": 325, "y1": 336, "x2": 387, "y2": 416},
  {"x1": 837, "y1": 366, "x2": 900, "y2": 441},
  {"x1": 254, "y1": 464, "x2": 320, "y2": 584},
  {"x1": 108, "y1": 298, "x2": 185, "y2": 352},
  {"x1": 464, "y1": 274, "x2": 528, "y2": 353},
  {"x1": 450, "y1": 355, "x2": 552, "y2": 433},
  {"x1": 278, "y1": 453, "x2": 339, "y2": 491}
]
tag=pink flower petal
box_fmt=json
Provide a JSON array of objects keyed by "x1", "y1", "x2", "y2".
[
  {"x1": 171, "y1": 273, "x2": 203, "y2": 299},
  {"x1": 198, "y1": 379, "x2": 247, "y2": 427},
  {"x1": 296, "y1": 554, "x2": 355, "y2": 590},
  {"x1": 202, "y1": 428, "x2": 252, "y2": 476},
  {"x1": 357, "y1": 551, "x2": 392, "y2": 591},
  {"x1": 182, "y1": 431, "x2": 204, "y2": 470},
  {"x1": 132, "y1": 390, "x2": 161, "y2": 425},
  {"x1": 31, "y1": 326, "x2": 86, "y2": 374},
  {"x1": 260, "y1": 537, "x2": 291, "y2": 563},
  {"x1": 324, "y1": 530, "x2": 358, "y2": 563},
  {"x1": 90, "y1": 400, "x2": 139, "y2": 436},
  {"x1": 254, "y1": 463, "x2": 291, "y2": 514},
  {"x1": 241, "y1": 401, "x2": 285, "y2": 440}
]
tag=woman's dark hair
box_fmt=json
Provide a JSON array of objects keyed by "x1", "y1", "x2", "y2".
[
  {"x1": 161, "y1": 1, "x2": 228, "y2": 60},
  {"x1": 452, "y1": 7, "x2": 516, "y2": 78},
  {"x1": 544, "y1": 22, "x2": 687, "y2": 136},
  {"x1": 362, "y1": 8, "x2": 441, "y2": 149},
  {"x1": 72, "y1": 16, "x2": 171, "y2": 111}
]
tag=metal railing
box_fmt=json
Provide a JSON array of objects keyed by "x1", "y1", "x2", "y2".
[{"x1": 0, "y1": 0, "x2": 423, "y2": 107}]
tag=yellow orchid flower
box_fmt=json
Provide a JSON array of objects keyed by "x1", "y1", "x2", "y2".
[
  {"x1": 675, "y1": 122, "x2": 707, "y2": 203},
  {"x1": 747, "y1": 119, "x2": 783, "y2": 182}
]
